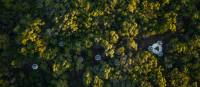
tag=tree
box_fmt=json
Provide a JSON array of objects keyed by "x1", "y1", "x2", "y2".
[
  {"x1": 127, "y1": 0, "x2": 137, "y2": 13},
  {"x1": 83, "y1": 69, "x2": 93, "y2": 86},
  {"x1": 93, "y1": 75, "x2": 103, "y2": 87}
]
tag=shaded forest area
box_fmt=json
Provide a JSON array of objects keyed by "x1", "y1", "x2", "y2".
[{"x1": 0, "y1": 0, "x2": 200, "y2": 87}]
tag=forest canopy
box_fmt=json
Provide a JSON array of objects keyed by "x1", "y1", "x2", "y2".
[{"x1": 0, "y1": 0, "x2": 200, "y2": 87}]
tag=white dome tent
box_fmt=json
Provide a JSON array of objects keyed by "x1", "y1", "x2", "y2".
[
  {"x1": 148, "y1": 41, "x2": 163, "y2": 57},
  {"x1": 58, "y1": 41, "x2": 65, "y2": 47},
  {"x1": 95, "y1": 54, "x2": 102, "y2": 61},
  {"x1": 32, "y1": 64, "x2": 38, "y2": 70}
]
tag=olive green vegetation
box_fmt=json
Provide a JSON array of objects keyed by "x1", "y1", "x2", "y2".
[{"x1": 0, "y1": 0, "x2": 200, "y2": 87}]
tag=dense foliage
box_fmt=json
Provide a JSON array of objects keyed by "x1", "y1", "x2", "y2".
[{"x1": 0, "y1": 0, "x2": 199, "y2": 87}]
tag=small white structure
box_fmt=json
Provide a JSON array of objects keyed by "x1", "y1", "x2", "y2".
[
  {"x1": 58, "y1": 41, "x2": 65, "y2": 47},
  {"x1": 32, "y1": 64, "x2": 38, "y2": 70},
  {"x1": 148, "y1": 41, "x2": 163, "y2": 57},
  {"x1": 55, "y1": 32, "x2": 59, "y2": 35},
  {"x1": 78, "y1": 57, "x2": 84, "y2": 63},
  {"x1": 95, "y1": 54, "x2": 102, "y2": 61},
  {"x1": 46, "y1": 29, "x2": 52, "y2": 35}
]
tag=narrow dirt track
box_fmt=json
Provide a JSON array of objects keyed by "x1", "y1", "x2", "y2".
[
  {"x1": 135, "y1": 31, "x2": 175, "y2": 50},
  {"x1": 135, "y1": 30, "x2": 194, "y2": 50}
]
